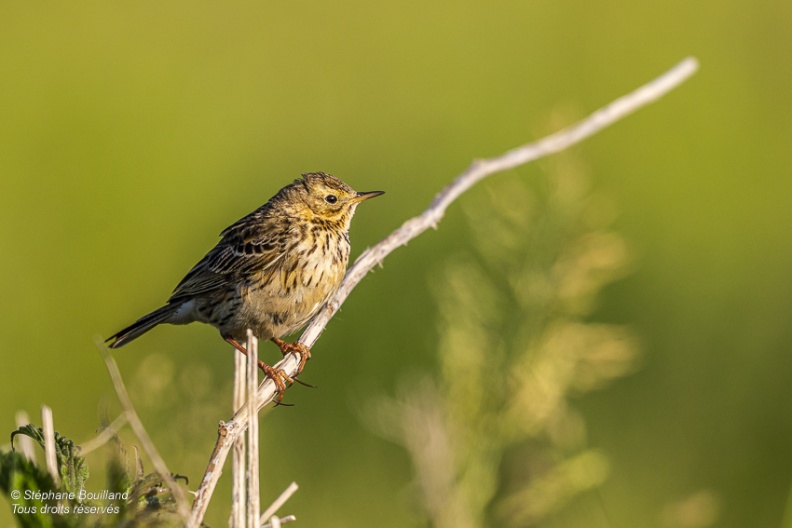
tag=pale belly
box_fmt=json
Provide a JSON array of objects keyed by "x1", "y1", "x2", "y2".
[
  {"x1": 220, "y1": 239, "x2": 348, "y2": 341},
  {"x1": 170, "y1": 225, "x2": 351, "y2": 342}
]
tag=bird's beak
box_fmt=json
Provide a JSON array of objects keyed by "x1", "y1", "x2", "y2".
[{"x1": 353, "y1": 190, "x2": 385, "y2": 203}]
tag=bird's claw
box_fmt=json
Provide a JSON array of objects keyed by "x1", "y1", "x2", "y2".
[
  {"x1": 271, "y1": 338, "x2": 312, "y2": 377},
  {"x1": 260, "y1": 363, "x2": 294, "y2": 406},
  {"x1": 225, "y1": 336, "x2": 297, "y2": 405}
]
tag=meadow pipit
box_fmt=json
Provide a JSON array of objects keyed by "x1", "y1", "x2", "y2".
[{"x1": 107, "y1": 172, "x2": 383, "y2": 401}]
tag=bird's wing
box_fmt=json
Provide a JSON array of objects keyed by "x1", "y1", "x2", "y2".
[{"x1": 168, "y1": 211, "x2": 291, "y2": 302}]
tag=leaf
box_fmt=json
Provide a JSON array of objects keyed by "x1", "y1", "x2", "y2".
[{"x1": 11, "y1": 425, "x2": 89, "y2": 496}]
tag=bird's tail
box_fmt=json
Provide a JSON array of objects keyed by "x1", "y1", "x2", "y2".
[{"x1": 106, "y1": 304, "x2": 179, "y2": 348}]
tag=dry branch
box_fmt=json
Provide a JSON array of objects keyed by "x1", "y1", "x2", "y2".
[
  {"x1": 99, "y1": 346, "x2": 192, "y2": 523},
  {"x1": 41, "y1": 406, "x2": 59, "y2": 488},
  {"x1": 231, "y1": 337, "x2": 247, "y2": 528},
  {"x1": 260, "y1": 482, "x2": 299, "y2": 525},
  {"x1": 79, "y1": 413, "x2": 129, "y2": 455},
  {"x1": 188, "y1": 56, "x2": 699, "y2": 526},
  {"x1": 246, "y1": 331, "x2": 261, "y2": 528},
  {"x1": 14, "y1": 411, "x2": 36, "y2": 462}
]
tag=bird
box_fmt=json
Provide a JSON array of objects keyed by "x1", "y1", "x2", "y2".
[{"x1": 106, "y1": 172, "x2": 384, "y2": 402}]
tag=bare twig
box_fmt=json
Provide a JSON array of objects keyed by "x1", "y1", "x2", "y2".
[
  {"x1": 188, "y1": 56, "x2": 699, "y2": 525},
  {"x1": 41, "y1": 406, "x2": 60, "y2": 488},
  {"x1": 231, "y1": 338, "x2": 247, "y2": 528},
  {"x1": 247, "y1": 331, "x2": 261, "y2": 528},
  {"x1": 262, "y1": 515, "x2": 297, "y2": 528},
  {"x1": 79, "y1": 413, "x2": 130, "y2": 455},
  {"x1": 14, "y1": 411, "x2": 36, "y2": 462},
  {"x1": 191, "y1": 421, "x2": 239, "y2": 526},
  {"x1": 98, "y1": 344, "x2": 191, "y2": 522},
  {"x1": 260, "y1": 482, "x2": 299, "y2": 525}
]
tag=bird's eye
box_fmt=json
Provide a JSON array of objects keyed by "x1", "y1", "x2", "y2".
[{"x1": 324, "y1": 194, "x2": 338, "y2": 204}]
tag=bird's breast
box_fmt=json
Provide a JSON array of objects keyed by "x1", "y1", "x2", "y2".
[{"x1": 240, "y1": 228, "x2": 350, "y2": 338}]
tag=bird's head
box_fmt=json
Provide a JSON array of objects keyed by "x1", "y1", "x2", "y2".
[{"x1": 287, "y1": 172, "x2": 384, "y2": 226}]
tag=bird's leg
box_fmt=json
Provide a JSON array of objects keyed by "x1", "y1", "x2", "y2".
[
  {"x1": 270, "y1": 338, "x2": 314, "y2": 387},
  {"x1": 224, "y1": 336, "x2": 292, "y2": 405}
]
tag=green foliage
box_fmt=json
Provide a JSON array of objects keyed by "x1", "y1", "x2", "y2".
[
  {"x1": 10, "y1": 425, "x2": 89, "y2": 497},
  {"x1": 0, "y1": 424, "x2": 185, "y2": 528},
  {"x1": 0, "y1": 449, "x2": 61, "y2": 528}
]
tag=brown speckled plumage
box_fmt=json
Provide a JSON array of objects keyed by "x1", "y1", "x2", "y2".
[{"x1": 107, "y1": 172, "x2": 383, "y2": 399}]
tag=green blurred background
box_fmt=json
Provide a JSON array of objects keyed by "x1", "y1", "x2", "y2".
[{"x1": 2, "y1": 1, "x2": 791, "y2": 527}]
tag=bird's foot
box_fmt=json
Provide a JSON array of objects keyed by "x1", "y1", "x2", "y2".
[
  {"x1": 271, "y1": 338, "x2": 313, "y2": 380},
  {"x1": 260, "y1": 363, "x2": 294, "y2": 406},
  {"x1": 225, "y1": 336, "x2": 294, "y2": 405}
]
